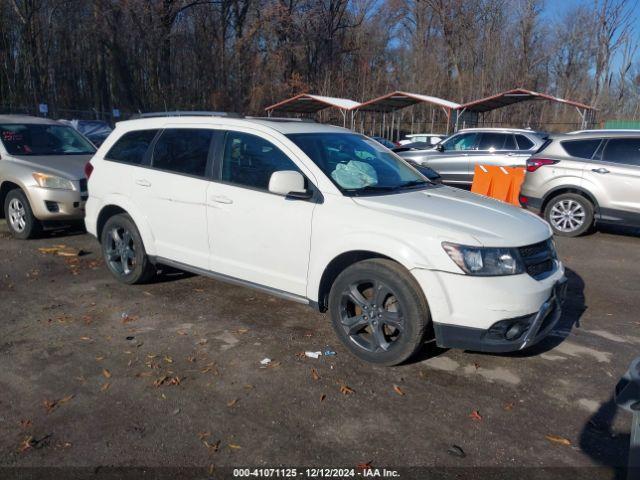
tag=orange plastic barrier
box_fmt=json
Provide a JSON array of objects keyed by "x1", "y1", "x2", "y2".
[{"x1": 470, "y1": 165, "x2": 525, "y2": 206}]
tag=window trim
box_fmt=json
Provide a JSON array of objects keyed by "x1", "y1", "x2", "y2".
[
  {"x1": 104, "y1": 129, "x2": 161, "y2": 166},
  {"x1": 214, "y1": 130, "x2": 322, "y2": 202},
  {"x1": 599, "y1": 137, "x2": 640, "y2": 167},
  {"x1": 143, "y1": 127, "x2": 221, "y2": 180},
  {"x1": 515, "y1": 134, "x2": 535, "y2": 151}
]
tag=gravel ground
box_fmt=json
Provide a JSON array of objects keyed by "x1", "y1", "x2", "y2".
[{"x1": 0, "y1": 220, "x2": 638, "y2": 479}]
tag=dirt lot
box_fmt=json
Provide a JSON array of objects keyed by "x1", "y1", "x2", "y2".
[{"x1": 0, "y1": 220, "x2": 638, "y2": 478}]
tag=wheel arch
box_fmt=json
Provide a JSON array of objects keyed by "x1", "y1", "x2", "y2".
[
  {"x1": 541, "y1": 186, "x2": 599, "y2": 214},
  {"x1": 0, "y1": 180, "x2": 25, "y2": 219},
  {"x1": 315, "y1": 250, "x2": 400, "y2": 312},
  {"x1": 94, "y1": 199, "x2": 157, "y2": 255}
]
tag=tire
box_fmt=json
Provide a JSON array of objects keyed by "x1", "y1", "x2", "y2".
[
  {"x1": 544, "y1": 193, "x2": 594, "y2": 237},
  {"x1": 328, "y1": 258, "x2": 430, "y2": 366},
  {"x1": 100, "y1": 213, "x2": 156, "y2": 284},
  {"x1": 3, "y1": 189, "x2": 41, "y2": 239}
]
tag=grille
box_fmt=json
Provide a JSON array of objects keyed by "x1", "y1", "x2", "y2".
[
  {"x1": 79, "y1": 178, "x2": 88, "y2": 192},
  {"x1": 519, "y1": 240, "x2": 556, "y2": 280}
]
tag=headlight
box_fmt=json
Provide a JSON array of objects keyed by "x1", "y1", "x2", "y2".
[
  {"x1": 32, "y1": 173, "x2": 74, "y2": 190},
  {"x1": 442, "y1": 242, "x2": 525, "y2": 276}
]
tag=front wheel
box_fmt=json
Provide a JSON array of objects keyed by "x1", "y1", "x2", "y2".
[
  {"x1": 544, "y1": 193, "x2": 594, "y2": 237},
  {"x1": 328, "y1": 259, "x2": 430, "y2": 366},
  {"x1": 4, "y1": 189, "x2": 41, "y2": 239},
  {"x1": 100, "y1": 213, "x2": 156, "y2": 284}
]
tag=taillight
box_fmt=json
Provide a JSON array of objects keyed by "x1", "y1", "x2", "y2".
[
  {"x1": 526, "y1": 158, "x2": 558, "y2": 172},
  {"x1": 84, "y1": 162, "x2": 94, "y2": 179}
]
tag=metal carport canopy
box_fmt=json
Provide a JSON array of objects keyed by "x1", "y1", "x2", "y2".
[
  {"x1": 356, "y1": 91, "x2": 460, "y2": 112},
  {"x1": 458, "y1": 88, "x2": 594, "y2": 113},
  {"x1": 264, "y1": 94, "x2": 361, "y2": 114}
]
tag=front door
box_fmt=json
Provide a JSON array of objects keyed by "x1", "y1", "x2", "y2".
[
  {"x1": 206, "y1": 130, "x2": 316, "y2": 297},
  {"x1": 583, "y1": 137, "x2": 640, "y2": 224}
]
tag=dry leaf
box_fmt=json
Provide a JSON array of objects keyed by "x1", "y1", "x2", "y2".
[
  {"x1": 469, "y1": 410, "x2": 483, "y2": 421},
  {"x1": 43, "y1": 399, "x2": 57, "y2": 413},
  {"x1": 393, "y1": 385, "x2": 405, "y2": 396},
  {"x1": 228, "y1": 444, "x2": 241, "y2": 450},
  {"x1": 80, "y1": 336, "x2": 92, "y2": 341},
  {"x1": 59, "y1": 394, "x2": 74, "y2": 405},
  {"x1": 340, "y1": 385, "x2": 354, "y2": 395},
  {"x1": 320, "y1": 394, "x2": 326, "y2": 402},
  {"x1": 504, "y1": 402, "x2": 514, "y2": 411},
  {"x1": 102, "y1": 369, "x2": 112, "y2": 379},
  {"x1": 203, "y1": 439, "x2": 220, "y2": 452},
  {"x1": 101, "y1": 382, "x2": 111, "y2": 392},
  {"x1": 19, "y1": 436, "x2": 35, "y2": 453},
  {"x1": 545, "y1": 434, "x2": 571, "y2": 446},
  {"x1": 356, "y1": 461, "x2": 373, "y2": 471},
  {"x1": 164, "y1": 356, "x2": 173, "y2": 364},
  {"x1": 227, "y1": 398, "x2": 239, "y2": 407},
  {"x1": 19, "y1": 419, "x2": 32, "y2": 429},
  {"x1": 311, "y1": 368, "x2": 320, "y2": 381}
]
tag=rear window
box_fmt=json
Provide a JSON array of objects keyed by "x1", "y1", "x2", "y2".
[
  {"x1": 560, "y1": 139, "x2": 601, "y2": 159},
  {"x1": 105, "y1": 129, "x2": 158, "y2": 165},
  {"x1": 151, "y1": 128, "x2": 213, "y2": 176},
  {"x1": 515, "y1": 135, "x2": 534, "y2": 150}
]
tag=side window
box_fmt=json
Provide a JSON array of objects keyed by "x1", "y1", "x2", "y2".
[
  {"x1": 602, "y1": 138, "x2": 640, "y2": 166},
  {"x1": 561, "y1": 139, "x2": 601, "y2": 159},
  {"x1": 503, "y1": 135, "x2": 517, "y2": 150},
  {"x1": 222, "y1": 132, "x2": 301, "y2": 190},
  {"x1": 151, "y1": 129, "x2": 213, "y2": 176},
  {"x1": 442, "y1": 133, "x2": 478, "y2": 151},
  {"x1": 105, "y1": 129, "x2": 158, "y2": 164},
  {"x1": 515, "y1": 135, "x2": 534, "y2": 150},
  {"x1": 477, "y1": 133, "x2": 509, "y2": 151}
]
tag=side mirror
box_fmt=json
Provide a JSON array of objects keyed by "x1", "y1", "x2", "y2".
[
  {"x1": 435, "y1": 143, "x2": 444, "y2": 152},
  {"x1": 268, "y1": 170, "x2": 311, "y2": 199}
]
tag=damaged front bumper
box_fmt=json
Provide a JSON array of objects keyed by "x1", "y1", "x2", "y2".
[{"x1": 433, "y1": 277, "x2": 568, "y2": 353}]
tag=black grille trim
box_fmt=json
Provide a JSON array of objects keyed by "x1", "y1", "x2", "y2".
[{"x1": 519, "y1": 240, "x2": 556, "y2": 280}]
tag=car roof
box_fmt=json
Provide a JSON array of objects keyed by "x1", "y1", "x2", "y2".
[
  {"x1": 115, "y1": 115, "x2": 350, "y2": 135},
  {"x1": 457, "y1": 127, "x2": 540, "y2": 134},
  {"x1": 564, "y1": 129, "x2": 640, "y2": 138},
  {"x1": 0, "y1": 114, "x2": 62, "y2": 126},
  {"x1": 407, "y1": 133, "x2": 444, "y2": 137}
]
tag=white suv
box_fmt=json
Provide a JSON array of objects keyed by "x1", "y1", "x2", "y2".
[{"x1": 84, "y1": 114, "x2": 567, "y2": 366}]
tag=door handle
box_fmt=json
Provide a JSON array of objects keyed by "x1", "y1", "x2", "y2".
[
  {"x1": 210, "y1": 195, "x2": 233, "y2": 204},
  {"x1": 592, "y1": 168, "x2": 610, "y2": 174},
  {"x1": 135, "y1": 179, "x2": 151, "y2": 187}
]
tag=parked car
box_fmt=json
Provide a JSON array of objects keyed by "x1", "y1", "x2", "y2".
[
  {"x1": 398, "y1": 133, "x2": 446, "y2": 146},
  {"x1": 370, "y1": 136, "x2": 397, "y2": 149},
  {"x1": 520, "y1": 130, "x2": 640, "y2": 236},
  {"x1": 404, "y1": 159, "x2": 442, "y2": 184},
  {"x1": 397, "y1": 128, "x2": 546, "y2": 186},
  {"x1": 84, "y1": 114, "x2": 566, "y2": 366},
  {"x1": 0, "y1": 115, "x2": 95, "y2": 238},
  {"x1": 59, "y1": 119, "x2": 113, "y2": 147},
  {"x1": 392, "y1": 141, "x2": 433, "y2": 153}
]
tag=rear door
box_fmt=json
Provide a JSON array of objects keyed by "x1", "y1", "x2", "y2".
[
  {"x1": 583, "y1": 137, "x2": 640, "y2": 224},
  {"x1": 131, "y1": 127, "x2": 216, "y2": 267}
]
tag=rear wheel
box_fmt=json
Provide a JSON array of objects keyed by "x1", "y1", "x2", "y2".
[
  {"x1": 328, "y1": 259, "x2": 430, "y2": 366},
  {"x1": 101, "y1": 213, "x2": 156, "y2": 284},
  {"x1": 544, "y1": 193, "x2": 594, "y2": 237},
  {"x1": 4, "y1": 189, "x2": 41, "y2": 239}
]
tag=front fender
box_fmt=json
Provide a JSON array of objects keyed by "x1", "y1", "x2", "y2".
[{"x1": 306, "y1": 231, "x2": 437, "y2": 302}]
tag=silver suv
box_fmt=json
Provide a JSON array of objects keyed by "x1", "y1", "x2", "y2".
[
  {"x1": 397, "y1": 128, "x2": 545, "y2": 185},
  {"x1": 0, "y1": 115, "x2": 96, "y2": 238},
  {"x1": 519, "y1": 131, "x2": 640, "y2": 236}
]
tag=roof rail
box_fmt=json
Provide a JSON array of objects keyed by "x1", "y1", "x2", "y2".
[
  {"x1": 247, "y1": 116, "x2": 317, "y2": 123},
  {"x1": 135, "y1": 111, "x2": 244, "y2": 119}
]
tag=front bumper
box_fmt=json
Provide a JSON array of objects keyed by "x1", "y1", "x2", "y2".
[
  {"x1": 433, "y1": 277, "x2": 567, "y2": 352},
  {"x1": 27, "y1": 186, "x2": 86, "y2": 221}
]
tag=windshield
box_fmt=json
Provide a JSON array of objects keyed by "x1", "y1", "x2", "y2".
[
  {"x1": 0, "y1": 123, "x2": 96, "y2": 156},
  {"x1": 287, "y1": 133, "x2": 430, "y2": 195}
]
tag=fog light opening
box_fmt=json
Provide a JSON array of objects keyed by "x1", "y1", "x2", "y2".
[{"x1": 505, "y1": 323, "x2": 525, "y2": 341}]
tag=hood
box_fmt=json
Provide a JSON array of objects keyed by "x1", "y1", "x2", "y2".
[
  {"x1": 7, "y1": 155, "x2": 92, "y2": 180},
  {"x1": 352, "y1": 186, "x2": 552, "y2": 247}
]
